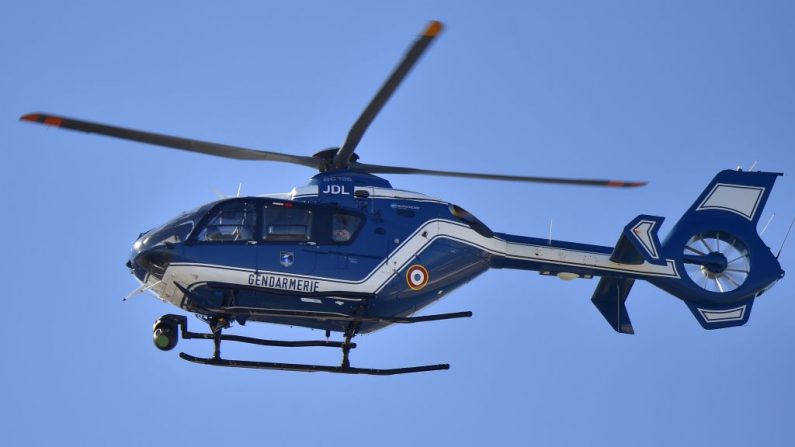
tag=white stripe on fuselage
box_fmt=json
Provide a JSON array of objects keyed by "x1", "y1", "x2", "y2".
[{"x1": 161, "y1": 219, "x2": 678, "y2": 303}]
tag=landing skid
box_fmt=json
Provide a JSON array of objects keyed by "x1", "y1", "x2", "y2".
[
  {"x1": 179, "y1": 353, "x2": 449, "y2": 376},
  {"x1": 153, "y1": 312, "x2": 466, "y2": 376}
]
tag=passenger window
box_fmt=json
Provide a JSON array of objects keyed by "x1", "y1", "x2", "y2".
[
  {"x1": 332, "y1": 213, "x2": 361, "y2": 243},
  {"x1": 263, "y1": 204, "x2": 312, "y2": 241},
  {"x1": 197, "y1": 202, "x2": 257, "y2": 242}
]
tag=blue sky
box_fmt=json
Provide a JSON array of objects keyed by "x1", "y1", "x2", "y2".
[{"x1": 2, "y1": 1, "x2": 795, "y2": 445}]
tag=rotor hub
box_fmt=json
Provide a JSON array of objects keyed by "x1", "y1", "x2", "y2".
[
  {"x1": 312, "y1": 148, "x2": 359, "y2": 171},
  {"x1": 699, "y1": 252, "x2": 729, "y2": 276}
]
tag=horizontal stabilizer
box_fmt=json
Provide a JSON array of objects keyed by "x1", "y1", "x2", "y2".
[
  {"x1": 685, "y1": 299, "x2": 754, "y2": 330},
  {"x1": 591, "y1": 277, "x2": 635, "y2": 334},
  {"x1": 610, "y1": 215, "x2": 666, "y2": 266}
]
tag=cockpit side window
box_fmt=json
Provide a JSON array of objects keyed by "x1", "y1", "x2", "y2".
[
  {"x1": 331, "y1": 212, "x2": 361, "y2": 243},
  {"x1": 197, "y1": 201, "x2": 257, "y2": 242},
  {"x1": 262, "y1": 204, "x2": 312, "y2": 242}
]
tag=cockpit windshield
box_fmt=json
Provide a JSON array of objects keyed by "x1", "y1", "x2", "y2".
[{"x1": 135, "y1": 202, "x2": 216, "y2": 251}]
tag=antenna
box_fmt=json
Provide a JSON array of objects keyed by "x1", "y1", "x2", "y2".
[
  {"x1": 236, "y1": 183, "x2": 243, "y2": 197},
  {"x1": 124, "y1": 281, "x2": 162, "y2": 301},
  {"x1": 548, "y1": 218, "x2": 553, "y2": 246},
  {"x1": 749, "y1": 160, "x2": 758, "y2": 171},
  {"x1": 760, "y1": 213, "x2": 775, "y2": 236},
  {"x1": 776, "y1": 217, "x2": 795, "y2": 259}
]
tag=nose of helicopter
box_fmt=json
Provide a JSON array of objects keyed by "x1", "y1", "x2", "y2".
[
  {"x1": 126, "y1": 253, "x2": 143, "y2": 281},
  {"x1": 128, "y1": 245, "x2": 173, "y2": 282}
]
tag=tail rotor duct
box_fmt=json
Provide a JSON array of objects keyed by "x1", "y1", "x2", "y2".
[{"x1": 683, "y1": 231, "x2": 750, "y2": 293}]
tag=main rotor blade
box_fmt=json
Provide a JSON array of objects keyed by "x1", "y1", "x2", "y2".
[
  {"x1": 334, "y1": 21, "x2": 443, "y2": 169},
  {"x1": 20, "y1": 113, "x2": 321, "y2": 169},
  {"x1": 351, "y1": 162, "x2": 648, "y2": 187}
]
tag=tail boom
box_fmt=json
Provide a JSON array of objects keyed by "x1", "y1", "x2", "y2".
[{"x1": 490, "y1": 169, "x2": 784, "y2": 333}]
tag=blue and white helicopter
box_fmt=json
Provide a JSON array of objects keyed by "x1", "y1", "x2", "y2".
[{"x1": 21, "y1": 21, "x2": 785, "y2": 375}]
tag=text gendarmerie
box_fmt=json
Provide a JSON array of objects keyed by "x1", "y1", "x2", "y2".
[{"x1": 248, "y1": 274, "x2": 319, "y2": 293}]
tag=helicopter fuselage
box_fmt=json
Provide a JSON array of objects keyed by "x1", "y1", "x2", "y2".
[{"x1": 130, "y1": 171, "x2": 681, "y2": 334}]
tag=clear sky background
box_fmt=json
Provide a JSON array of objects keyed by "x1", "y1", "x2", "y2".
[{"x1": 2, "y1": 1, "x2": 794, "y2": 446}]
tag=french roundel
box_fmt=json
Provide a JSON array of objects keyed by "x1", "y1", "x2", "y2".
[{"x1": 406, "y1": 264, "x2": 429, "y2": 290}]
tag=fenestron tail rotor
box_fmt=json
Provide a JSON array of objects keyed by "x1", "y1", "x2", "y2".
[
  {"x1": 19, "y1": 21, "x2": 647, "y2": 189},
  {"x1": 683, "y1": 231, "x2": 750, "y2": 293}
]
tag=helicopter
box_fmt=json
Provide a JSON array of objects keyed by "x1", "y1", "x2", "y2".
[{"x1": 21, "y1": 21, "x2": 785, "y2": 375}]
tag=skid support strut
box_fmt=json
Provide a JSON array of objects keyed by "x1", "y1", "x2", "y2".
[
  {"x1": 156, "y1": 312, "x2": 465, "y2": 376},
  {"x1": 341, "y1": 331, "x2": 354, "y2": 369}
]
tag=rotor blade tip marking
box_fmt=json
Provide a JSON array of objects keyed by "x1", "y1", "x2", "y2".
[
  {"x1": 424, "y1": 21, "x2": 443, "y2": 37},
  {"x1": 20, "y1": 113, "x2": 61, "y2": 127},
  {"x1": 607, "y1": 180, "x2": 648, "y2": 188},
  {"x1": 43, "y1": 116, "x2": 63, "y2": 126}
]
